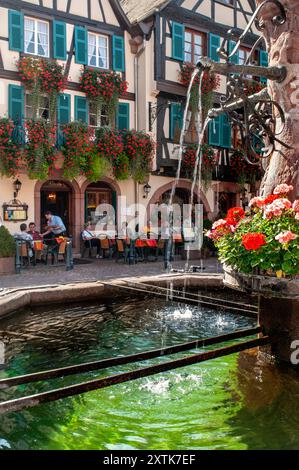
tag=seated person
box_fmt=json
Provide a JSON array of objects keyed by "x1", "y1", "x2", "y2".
[
  {"x1": 27, "y1": 222, "x2": 42, "y2": 241},
  {"x1": 14, "y1": 223, "x2": 34, "y2": 258},
  {"x1": 82, "y1": 223, "x2": 102, "y2": 259}
]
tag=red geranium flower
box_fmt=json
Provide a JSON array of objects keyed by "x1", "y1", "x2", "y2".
[
  {"x1": 242, "y1": 233, "x2": 267, "y2": 251},
  {"x1": 226, "y1": 207, "x2": 245, "y2": 226},
  {"x1": 263, "y1": 194, "x2": 280, "y2": 205}
]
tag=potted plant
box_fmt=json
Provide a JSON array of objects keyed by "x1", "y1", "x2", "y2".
[
  {"x1": 0, "y1": 225, "x2": 16, "y2": 275},
  {"x1": 206, "y1": 183, "x2": 299, "y2": 289}
]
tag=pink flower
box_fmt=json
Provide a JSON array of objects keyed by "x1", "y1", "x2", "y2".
[
  {"x1": 293, "y1": 200, "x2": 299, "y2": 213},
  {"x1": 275, "y1": 231, "x2": 298, "y2": 245},
  {"x1": 264, "y1": 198, "x2": 292, "y2": 219},
  {"x1": 249, "y1": 196, "x2": 265, "y2": 209},
  {"x1": 212, "y1": 219, "x2": 228, "y2": 230},
  {"x1": 273, "y1": 184, "x2": 293, "y2": 195}
]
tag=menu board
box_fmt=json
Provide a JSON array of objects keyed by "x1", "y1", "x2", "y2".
[{"x1": 3, "y1": 204, "x2": 28, "y2": 222}]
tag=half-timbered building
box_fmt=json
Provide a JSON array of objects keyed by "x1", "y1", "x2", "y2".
[{"x1": 119, "y1": 0, "x2": 265, "y2": 217}]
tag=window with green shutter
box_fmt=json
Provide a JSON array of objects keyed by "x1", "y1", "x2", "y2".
[
  {"x1": 113, "y1": 35, "x2": 125, "y2": 72},
  {"x1": 117, "y1": 102, "x2": 130, "y2": 130},
  {"x1": 260, "y1": 50, "x2": 268, "y2": 84},
  {"x1": 8, "y1": 85, "x2": 24, "y2": 123},
  {"x1": 208, "y1": 114, "x2": 232, "y2": 149},
  {"x1": 53, "y1": 20, "x2": 66, "y2": 60},
  {"x1": 58, "y1": 94, "x2": 71, "y2": 125},
  {"x1": 9, "y1": 10, "x2": 24, "y2": 52},
  {"x1": 209, "y1": 33, "x2": 220, "y2": 63},
  {"x1": 172, "y1": 22, "x2": 185, "y2": 61},
  {"x1": 221, "y1": 113, "x2": 232, "y2": 149},
  {"x1": 228, "y1": 40, "x2": 239, "y2": 65},
  {"x1": 170, "y1": 103, "x2": 183, "y2": 140},
  {"x1": 75, "y1": 96, "x2": 88, "y2": 123},
  {"x1": 208, "y1": 115, "x2": 221, "y2": 146},
  {"x1": 75, "y1": 26, "x2": 87, "y2": 64}
]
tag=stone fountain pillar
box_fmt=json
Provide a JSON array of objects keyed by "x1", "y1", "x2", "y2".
[{"x1": 256, "y1": 0, "x2": 299, "y2": 198}]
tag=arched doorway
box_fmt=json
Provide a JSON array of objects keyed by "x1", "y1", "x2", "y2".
[
  {"x1": 84, "y1": 181, "x2": 118, "y2": 225},
  {"x1": 40, "y1": 180, "x2": 73, "y2": 234}
]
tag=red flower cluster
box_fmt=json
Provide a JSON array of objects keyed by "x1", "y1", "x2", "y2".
[
  {"x1": 226, "y1": 207, "x2": 245, "y2": 226},
  {"x1": 179, "y1": 64, "x2": 220, "y2": 93},
  {"x1": 80, "y1": 68, "x2": 128, "y2": 101},
  {"x1": 62, "y1": 121, "x2": 92, "y2": 179},
  {"x1": 182, "y1": 144, "x2": 216, "y2": 179},
  {"x1": 0, "y1": 118, "x2": 21, "y2": 177},
  {"x1": 122, "y1": 130, "x2": 155, "y2": 181},
  {"x1": 242, "y1": 233, "x2": 267, "y2": 251},
  {"x1": 96, "y1": 127, "x2": 124, "y2": 179},
  {"x1": 24, "y1": 119, "x2": 57, "y2": 179},
  {"x1": 243, "y1": 80, "x2": 266, "y2": 97},
  {"x1": 17, "y1": 57, "x2": 66, "y2": 93},
  {"x1": 230, "y1": 149, "x2": 262, "y2": 182}
]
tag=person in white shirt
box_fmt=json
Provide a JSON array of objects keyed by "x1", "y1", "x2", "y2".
[
  {"x1": 82, "y1": 223, "x2": 102, "y2": 258},
  {"x1": 14, "y1": 224, "x2": 34, "y2": 258}
]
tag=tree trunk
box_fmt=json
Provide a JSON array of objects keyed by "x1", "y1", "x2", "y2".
[{"x1": 256, "y1": 0, "x2": 299, "y2": 198}]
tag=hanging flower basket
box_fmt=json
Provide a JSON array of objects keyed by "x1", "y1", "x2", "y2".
[
  {"x1": 80, "y1": 69, "x2": 128, "y2": 125},
  {"x1": 206, "y1": 184, "x2": 299, "y2": 278},
  {"x1": 179, "y1": 63, "x2": 220, "y2": 118},
  {"x1": 182, "y1": 143, "x2": 217, "y2": 189},
  {"x1": 17, "y1": 57, "x2": 66, "y2": 123},
  {"x1": 122, "y1": 130, "x2": 155, "y2": 183},
  {"x1": 0, "y1": 118, "x2": 22, "y2": 177},
  {"x1": 96, "y1": 127, "x2": 126, "y2": 180},
  {"x1": 23, "y1": 119, "x2": 57, "y2": 180}
]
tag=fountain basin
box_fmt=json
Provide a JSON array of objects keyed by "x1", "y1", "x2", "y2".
[{"x1": 223, "y1": 264, "x2": 299, "y2": 363}]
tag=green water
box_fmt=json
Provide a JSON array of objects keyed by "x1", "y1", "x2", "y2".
[{"x1": 0, "y1": 297, "x2": 298, "y2": 450}]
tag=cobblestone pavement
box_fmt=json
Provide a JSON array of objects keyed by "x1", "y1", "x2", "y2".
[{"x1": 0, "y1": 256, "x2": 222, "y2": 290}]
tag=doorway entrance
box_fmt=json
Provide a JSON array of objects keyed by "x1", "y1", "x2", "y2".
[
  {"x1": 85, "y1": 182, "x2": 116, "y2": 225},
  {"x1": 40, "y1": 181, "x2": 72, "y2": 235}
]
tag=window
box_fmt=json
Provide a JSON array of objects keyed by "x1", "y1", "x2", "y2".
[
  {"x1": 25, "y1": 94, "x2": 49, "y2": 120},
  {"x1": 184, "y1": 30, "x2": 206, "y2": 65},
  {"x1": 89, "y1": 103, "x2": 109, "y2": 129},
  {"x1": 24, "y1": 17, "x2": 49, "y2": 57},
  {"x1": 88, "y1": 33, "x2": 109, "y2": 69}
]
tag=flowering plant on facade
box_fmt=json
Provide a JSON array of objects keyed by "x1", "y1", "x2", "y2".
[
  {"x1": 80, "y1": 68, "x2": 128, "y2": 125},
  {"x1": 62, "y1": 121, "x2": 92, "y2": 180},
  {"x1": 206, "y1": 184, "x2": 299, "y2": 277},
  {"x1": 182, "y1": 143, "x2": 217, "y2": 189},
  {"x1": 179, "y1": 63, "x2": 220, "y2": 117},
  {"x1": 95, "y1": 127, "x2": 127, "y2": 180},
  {"x1": 23, "y1": 119, "x2": 57, "y2": 180},
  {"x1": 230, "y1": 148, "x2": 263, "y2": 185},
  {"x1": 122, "y1": 130, "x2": 155, "y2": 183},
  {"x1": 17, "y1": 57, "x2": 66, "y2": 123},
  {"x1": 243, "y1": 80, "x2": 266, "y2": 97},
  {"x1": 0, "y1": 118, "x2": 22, "y2": 177}
]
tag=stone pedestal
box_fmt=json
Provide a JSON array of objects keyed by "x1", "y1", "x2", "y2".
[{"x1": 223, "y1": 265, "x2": 299, "y2": 364}]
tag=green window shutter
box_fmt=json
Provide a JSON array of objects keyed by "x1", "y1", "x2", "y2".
[
  {"x1": 172, "y1": 22, "x2": 185, "y2": 61},
  {"x1": 170, "y1": 103, "x2": 183, "y2": 140},
  {"x1": 260, "y1": 50, "x2": 268, "y2": 84},
  {"x1": 9, "y1": 10, "x2": 24, "y2": 52},
  {"x1": 229, "y1": 40, "x2": 239, "y2": 64},
  {"x1": 116, "y1": 102, "x2": 130, "y2": 130},
  {"x1": 58, "y1": 93, "x2": 71, "y2": 125},
  {"x1": 208, "y1": 115, "x2": 221, "y2": 146},
  {"x1": 209, "y1": 33, "x2": 220, "y2": 63},
  {"x1": 75, "y1": 96, "x2": 88, "y2": 123},
  {"x1": 220, "y1": 114, "x2": 232, "y2": 149},
  {"x1": 113, "y1": 35, "x2": 125, "y2": 72},
  {"x1": 75, "y1": 26, "x2": 87, "y2": 65},
  {"x1": 8, "y1": 84, "x2": 24, "y2": 123},
  {"x1": 53, "y1": 20, "x2": 67, "y2": 60}
]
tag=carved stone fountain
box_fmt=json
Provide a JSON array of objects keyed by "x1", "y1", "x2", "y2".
[{"x1": 198, "y1": 0, "x2": 299, "y2": 363}]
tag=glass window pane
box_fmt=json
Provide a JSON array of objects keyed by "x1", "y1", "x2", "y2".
[
  {"x1": 88, "y1": 34, "x2": 96, "y2": 46},
  {"x1": 25, "y1": 18, "x2": 35, "y2": 31},
  {"x1": 184, "y1": 52, "x2": 191, "y2": 62},
  {"x1": 194, "y1": 34, "x2": 202, "y2": 45},
  {"x1": 194, "y1": 45, "x2": 202, "y2": 55},
  {"x1": 98, "y1": 36, "x2": 107, "y2": 47},
  {"x1": 184, "y1": 42, "x2": 191, "y2": 53},
  {"x1": 185, "y1": 32, "x2": 191, "y2": 42},
  {"x1": 38, "y1": 21, "x2": 48, "y2": 34}
]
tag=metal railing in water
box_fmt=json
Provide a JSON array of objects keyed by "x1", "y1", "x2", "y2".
[{"x1": 0, "y1": 326, "x2": 268, "y2": 414}]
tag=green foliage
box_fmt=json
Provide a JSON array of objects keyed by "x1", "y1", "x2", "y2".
[
  {"x1": 0, "y1": 226, "x2": 16, "y2": 258},
  {"x1": 215, "y1": 210, "x2": 299, "y2": 276}
]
